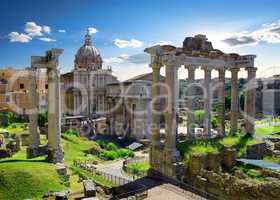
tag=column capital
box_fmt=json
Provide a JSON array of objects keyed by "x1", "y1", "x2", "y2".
[
  {"x1": 218, "y1": 68, "x2": 226, "y2": 73},
  {"x1": 201, "y1": 65, "x2": 213, "y2": 72},
  {"x1": 245, "y1": 67, "x2": 257, "y2": 73},
  {"x1": 149, "y1": 55, "x2": 162, "y2": 69},
  {"x1": 230, "y1": 67, "x2": 240, "y2": 73},
  {"x1": 184, "y1": 64, "x2": 196, "y2": 71}
]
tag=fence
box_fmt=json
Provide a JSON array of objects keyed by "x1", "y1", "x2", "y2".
[
  {"x1": 73, "y1": 159, "x2": 149, "y2": 200},
  {"x1": 73, "y1": 160, "x2": 131, "y2": 186}
]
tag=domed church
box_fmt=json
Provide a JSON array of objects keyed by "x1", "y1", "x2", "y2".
[
  {"x1": 74, "y1": 29, "x2": 102, "y2": 70},
  {"x1": 61, "y1": 29, "x2": 118, "y2": 118}
]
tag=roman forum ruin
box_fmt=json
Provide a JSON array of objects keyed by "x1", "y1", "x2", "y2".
[
  {"x1": 145, "y1": 34, "x2": 257, "y2": 178},
  {"x1": 26, "y1": 48, "x2": 64, "y2": 163}
]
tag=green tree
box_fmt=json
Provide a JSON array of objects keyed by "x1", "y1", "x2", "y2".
[
  {"x1": 38, "y1": 111, "x2": 48, "y2": 127},
  {"x1": 195, "y1": 110, "x2": 204, "y2": 127},
  {"x1": 225, "y1": 96, "x2": 231, "y2": 111}
]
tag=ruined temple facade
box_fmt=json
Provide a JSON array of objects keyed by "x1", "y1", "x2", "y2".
[
  {"x1": 62, "y1": 30, "x2": 118, "y2": 117},
  {"x1": 146, "y1": 34, "x2": 257, "y2": 179}
]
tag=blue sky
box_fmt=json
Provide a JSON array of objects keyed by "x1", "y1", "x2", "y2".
[{"x1": 0, "y1": 0, "x2": 280, "y2": 80}]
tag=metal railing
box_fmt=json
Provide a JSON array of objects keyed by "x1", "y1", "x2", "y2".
[{"x1": 74, "y1": 160, "x2": 131, "y2": 186}]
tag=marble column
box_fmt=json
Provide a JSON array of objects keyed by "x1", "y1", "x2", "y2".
[
  {"x1": 245, "y1": 67, "x2": 257, "y2": 136},
  {"x1": 151, "y1": 63, "x2": 161, "y2": 147},
  {"x1": 186, "y1": 65, "x2": 196, "y2": 136},
  {"x1": 203, "y1": 66, "x2": 212, "y2": 136},
  {"x1": 230, "y1": 68, "x2": 239, "y2": 134},
  {"x1": 218, "y1": 68, "x2": 226, "y2": 136},
  {"x1": 165, "y1": 63, "x2": 180, "y2": 160},
  {"x1": 47, "y1": 49, "x2": 64, "y2": 163},
  {"x1": 28, "y1": 67, "x2": 40, "y2": 147}
]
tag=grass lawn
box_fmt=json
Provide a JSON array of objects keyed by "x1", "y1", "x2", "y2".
[
  {"x1": 0, "y1": 134, "x2": 102, "y2": 200},
  {"x1": 255, "y1": 125, "x2": 280, "y2": 138},
  {"x1": 125, "y1": 162, "x2": 150, "y2": 176},
  {"x1": 70, "y1": 165, "x2": 115, "y2": 188},
  {"x1": 0, "y1": 122, "x2": 28, "y2": 137},
  {"x1": 177, "y1": 134, "x2": 263, "y2": 165},
  {"x1": 62, "y1": 134, "x2": 100, "y2": 165},
  {"x1": 0, "y1": 148, "x2": 65, "y2": 200}
]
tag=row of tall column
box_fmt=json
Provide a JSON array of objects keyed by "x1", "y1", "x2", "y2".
[
  {"x1": 185, "y1": 66, "x2": 257, "y2": 136},
  {"x1": 151, "y1": 64, "x2": 257, "y2": 153}
]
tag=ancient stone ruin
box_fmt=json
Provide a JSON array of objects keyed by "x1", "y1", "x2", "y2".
[
  {"x1": 26, "y1": 48, "x2": 64, "y2": 163},
  {"x1": 145, "y1": 34, "x2": 257, "y2": 179}
]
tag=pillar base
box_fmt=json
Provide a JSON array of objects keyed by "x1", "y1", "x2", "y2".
[
  {"x1": 165, "y1": 147, "x2": 180, "y2": 163},
  {"x1": 26, "y1": 144, "x2": 48, "y2": 159},
  {"x1": 47, "y1": 147, "x2": 64, "y2": 163}
]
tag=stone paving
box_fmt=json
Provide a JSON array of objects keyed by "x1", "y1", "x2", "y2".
[{"x1": 146, "y1": 183, "x2": 207, "y2": 200}]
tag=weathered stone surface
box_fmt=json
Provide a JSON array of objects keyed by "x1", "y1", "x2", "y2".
[
  {"x1": 246, "y1": 143, "x2": 266, "y2": 159},
  {"x1": 189, "y1": 153, "x2": 207, "y2": 176},
  {"x1": 222, "y1": 148, "x2": 236, "y2": 170},
  {"x1": 6, "y1": 140, "x2": 18, "y2": 152},
  {"x1": 0, "y1": 148, "x2": 12, "y2": 158},
  {"x1": 197, "y1": 170, "x2": 280, "y2": 200},
  {"x1": 83, "y1": 180, "x2": 96, "y2": 198},
  {"x1": 56, "y1": 163, "x2": 68, "y2": 177},
  {"x1": 183, "y1": 35, "x2": 214, "y2": 52},
  {"x1": 20, "y1": 133, "x2": 31, "y2": 146},
  {"x1": 26, "y1": 145, "x2": 48, "y2": 159},
  {"x1": 274, "y1": 142, "x2": 280, "y2": 151},
  {"x1": 207, "y1": 152, "x2": 221, "y2": 172}
]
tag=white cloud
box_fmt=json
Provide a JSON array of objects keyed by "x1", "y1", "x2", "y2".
[
  {"x1": 113, "y1": 38, "x2": 143, "y2": 48},
  {"x1": 8, "y1": 32, "x2": 32, "y2": 43},
  {"x1": 8, "y1": 22, "x2": 55, "y2": 44},
  {"x1": 24, "y1": 22, "x2": 43, "y2": 37},
  {"x1": 42, "y1": 26, "x2": 51, "y2": 34},
  {"x1": 24, "y1": 22, "x2": 52, "y2": 37},
  {"x1": 153, "y1": 40, "x2": 172, "y2": 46},
  {"x1": 88, "y1": 27, "x2": 98, "y2": 35},
  {"x1": 58, "y1": 29, "x2": 66, "y2": 33},
  {"x1": 222, "y1": 19, "x2": 280, "y2": 47},
  {"x1": 39, "y1": 37, "x2": 56, "y2": 42},
  {"x1": 104, "y1": 53, "x2": 149, "y2": 65}
]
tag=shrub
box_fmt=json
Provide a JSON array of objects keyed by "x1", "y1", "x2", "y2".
[
  {"x1": 211, "y1": 116, "x2": 218, "y2": 128},
  {"x1": 101, "y1": 150, "x2": 119, "y2": 160},
  {"x1": 38, "y1": 111, "x2": 48, "y2": 127},
  {"x1": 118, "y1": 148, "x2": 134, "y2": 158},
  {"x1": 194, "y1": 110, "x2": 204, "y2": 126},
  {"x1": 84, "y1": 144, "x2": 104, "y2": 155},
  {"x1": 11, "y1": 124, "x2": 17, "y2": 129},
  {"x1": 126, "y1": 162, "x2": 150, "y2": 176},
  {"x1": 106, "y1": 142, "x2": 118, "y2": 151},
  {"x1": 65, "y1": 128, "x2": 79, "y2": 137},
  {"x1": 96, "y1": 140, "x2": 107, "y2": 149}
]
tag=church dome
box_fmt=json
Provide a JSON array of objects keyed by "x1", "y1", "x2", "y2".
[{"x1": 74, "y1": 29, "x2": 102, "y2": 70}]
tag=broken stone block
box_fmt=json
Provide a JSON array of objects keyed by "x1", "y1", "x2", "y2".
[
  {"x1": 83, "y1": 180, "x2": 96, "y2": 198},
  {"x1": 20, "y1": 133, "x2": 31, "y2": 146}
]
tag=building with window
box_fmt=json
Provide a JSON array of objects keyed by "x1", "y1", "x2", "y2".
[{"x1": 0, "y1": 68, "x2": 47, "y2": 114}]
